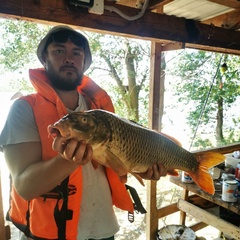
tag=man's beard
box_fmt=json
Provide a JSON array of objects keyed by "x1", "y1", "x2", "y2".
[{"x1": 46, "y1": 62, "x2": 83, "y2": 91}]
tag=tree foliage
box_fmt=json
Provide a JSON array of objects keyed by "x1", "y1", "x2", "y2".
[
  {"x1": 86, "y1": 32, "x2": 150, "y2": 122},
  {"x1": 166, "y1": 49, "x2": 240, "y2": 148},
  {"x1": 0, "y1": 19, "x2": 49, "y2": 70},
  {"x1": 0, "y1": 19, "x2": 50, "y2": 91}
]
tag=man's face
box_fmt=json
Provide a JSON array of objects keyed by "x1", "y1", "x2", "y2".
[{"x1": 44, "y1": 39, "x2": 85, "y2": 91}]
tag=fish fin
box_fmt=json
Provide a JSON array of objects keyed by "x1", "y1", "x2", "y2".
[
  {"x1": 159, "y1": 132, "x2": 182, "y2": 147},
  {"x1": 105, "y1": 149, "x2": 128, "y2": 176},
  {"x1": 188, "y1": 169, "x2": 215, "y2": 195},
  {"x1": 167, "y1": 169, "x2": 179, "y2": 176},
  {"x1": 130, "y1": 172, "x2": 145, "y2": 186},
  {"x1": 91, "y1": 160, "x2": 99, "y2": 169},
  {"x1": 193, "y1": 152, "x2": 225, "y2": 169},
  {"x1": 188, "y1": 152, "x2": 225, "y2": 195}
]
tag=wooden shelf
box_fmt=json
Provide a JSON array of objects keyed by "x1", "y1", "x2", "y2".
[{"x1": 170, "y1": 176, "x2": 240, "y2": 215}]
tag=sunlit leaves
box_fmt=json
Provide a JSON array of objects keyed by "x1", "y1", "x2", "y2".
[{"x1": 167, "y1": 49, "x2": 240, "y2": 147}]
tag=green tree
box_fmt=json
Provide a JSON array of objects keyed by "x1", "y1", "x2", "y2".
[
  {"x1": 166, "y1": 50, "x2": 240, "y2": 149},
  {"x1": 0, "y1": 19, "x2": 50, "y2": 92},
  {"x1": 86, "y1": 33, "x2": 150, "y2": 122}
]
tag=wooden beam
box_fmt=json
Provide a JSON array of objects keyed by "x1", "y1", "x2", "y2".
[
  {"x1": 191, "y1": 142, "x2": 240, "y2": 155},
  {"x1": 202, "y1": 9, "x2": 240, "y2": 30},
  {"x1": 157, "y1": 203, "x2": 179, "y2": 218},
  {"x1": 208, "y1": 0, "x2": 240, "y2": 9},
  {"x1": 149, "y1": 42, "x2": 163, "y2": 129},
  {"x1": 179, "y1": 189, "x2": 188, "y2": 225},
  {"x1": 149, "y1": 0, "x2": 174, "y2": 12},
  {"x1": 146, "y1": 181, "x2": 158, "y2": 240},
  {"x1": 189, "y1": 222, "x2": 208, "y2": 232},
  {"x1": 146, "y1": 42, "x2": 163, "y2": 240},
  {"x1": 1, "y1": 0, "x2": 240, "y2": 55}
]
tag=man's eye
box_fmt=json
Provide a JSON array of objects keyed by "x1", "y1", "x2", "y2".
[
  {"x1": 74, "y1": 51, "x2": 83, "y2": 57},
  {"x1": 55, "y1": 49, "x2": 64, "y2": 54}
]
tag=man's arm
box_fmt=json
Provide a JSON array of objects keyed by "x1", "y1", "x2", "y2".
[{"x1": 4, "y1": 138, "x2": 92, "y2": 200}]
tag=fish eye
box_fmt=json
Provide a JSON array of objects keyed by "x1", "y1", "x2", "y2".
[{"x1": 81, "y1": 117, "x2": 87, "y2": 124}]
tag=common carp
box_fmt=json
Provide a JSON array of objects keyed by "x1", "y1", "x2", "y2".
[{"x1": 49, "y1": 109, "x2": 225, "y2": 194}]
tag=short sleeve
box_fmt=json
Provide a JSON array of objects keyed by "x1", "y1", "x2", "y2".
[{"x1": 0, "y1": 99, "x2": 40, "y2": 148}]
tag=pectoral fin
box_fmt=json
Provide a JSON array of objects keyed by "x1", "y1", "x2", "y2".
[
  {"x1": 105, "y1": 149, "x2": 128, "y2": 176},
  {"x1": 167, "y1": 169, "x2": 179, "y2": 176},
  {"x1": 130, "y1": 172, "x2": 145, "y2": 186}
]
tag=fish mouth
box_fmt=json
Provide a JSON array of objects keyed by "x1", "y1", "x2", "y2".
[{"x1": 48, "y1": 125, "x2": 70, "y2": 139}]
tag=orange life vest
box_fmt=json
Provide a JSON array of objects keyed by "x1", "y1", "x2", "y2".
[{"x1": 8, "y1": 68, "x2": 134, "y2": 239}]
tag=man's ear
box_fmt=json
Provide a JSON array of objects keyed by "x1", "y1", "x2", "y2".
[{"x1": 42, "y1": 53, "x2": 47, "y2": 67}]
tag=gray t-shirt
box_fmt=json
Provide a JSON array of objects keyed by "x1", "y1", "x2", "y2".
[{"x1": 0, "y1": 94, "x2": 119, "y2": 240}]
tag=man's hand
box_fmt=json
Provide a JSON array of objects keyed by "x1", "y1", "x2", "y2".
[
  {"x1": 137, "y1": 163, "x2": 167, "y2": 180},
  {"x1": 52, "y1": 134, "x2": 93, "y2": 166}
]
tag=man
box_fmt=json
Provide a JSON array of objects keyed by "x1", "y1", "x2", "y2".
[{"x1": 0, "y1": 25, "x2": 166, "y2": 240}]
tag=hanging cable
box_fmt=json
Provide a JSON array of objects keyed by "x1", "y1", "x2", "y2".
[
  {"x1": 188, "y1": 55, "x2": 224, "y2": 151},
  {"x1": 104, "y1": 0, "x2": 150, "y2": 21}
]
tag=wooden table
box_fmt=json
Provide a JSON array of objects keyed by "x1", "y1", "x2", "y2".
[{"x1": 170, "y1": 176, "x2": 240, "y2": 239}]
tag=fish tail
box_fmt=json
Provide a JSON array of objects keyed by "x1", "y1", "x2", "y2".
[{"x1": 188, "y1": 152, "x2": 225, "y2": 195}]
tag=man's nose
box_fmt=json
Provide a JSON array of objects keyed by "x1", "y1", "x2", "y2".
[{"x1": 63, "y1": 53, "x2": 74, "y2": 65}]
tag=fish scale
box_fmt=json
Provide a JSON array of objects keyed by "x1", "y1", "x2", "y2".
[{"x1": 101, "y1": 112, "x2": 197, "y2": 173}]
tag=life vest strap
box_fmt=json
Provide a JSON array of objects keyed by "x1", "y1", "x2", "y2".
[{"x1": 125, "y1": 184, "x2": 147, "y2": 223}]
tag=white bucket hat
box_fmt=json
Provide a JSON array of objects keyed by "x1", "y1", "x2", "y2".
[{"x1": 37, "y1": 25, "x2": 92, "y2": 72}]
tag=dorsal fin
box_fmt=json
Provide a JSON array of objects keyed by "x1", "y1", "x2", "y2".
[{"x1": 159, "y1": 132, "x2": 182, "y2": 147}]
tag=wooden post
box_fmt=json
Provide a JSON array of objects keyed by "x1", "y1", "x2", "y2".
[
  {"x1": 146, "y1": 42, "x2": 164, "y2": 240},
  {"x1": 179, "y1": 189, "x2": 189, "y2": 225}
]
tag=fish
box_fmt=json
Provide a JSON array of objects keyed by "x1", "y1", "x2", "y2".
[{"x1": 48, "y1": 109, "x2": 225, "y2": 195}]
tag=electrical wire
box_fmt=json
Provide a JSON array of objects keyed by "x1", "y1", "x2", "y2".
[
  {"x1": 188, "y1": 55, "x2": 224, "y2": 150},
  {"x1": 104, "y1": 0, "x2": 150, "y2": 21}
]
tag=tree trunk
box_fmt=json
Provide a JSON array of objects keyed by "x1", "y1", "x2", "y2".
[{"x1": 125, "y1": 51, "x2": 139, "y2": 121}]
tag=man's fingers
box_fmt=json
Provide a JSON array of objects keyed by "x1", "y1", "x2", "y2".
[
  {"x1": 157, "y1": 162, "x2": 167, "y2": 177},
  {"x1": 73, "y1": 142, "x2": 93, "y2": 165},
  {"x1": 52, "y1": 137, "x2": 93, "y2": 165},
  {"x1": 137, "y1": 163, "x2": 167, "y2": 180}
]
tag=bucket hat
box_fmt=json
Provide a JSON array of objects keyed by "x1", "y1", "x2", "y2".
[{"x1": 37, "y1": 25, "x2": 92, "y2": 72}]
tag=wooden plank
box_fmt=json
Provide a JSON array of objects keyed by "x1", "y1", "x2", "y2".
[
  {"x1": 146, "y1": 181, "x2": 158, "y2": 240},
  {"x1": 157, "y1": 203, "x2": 179, "y2": 218},
  {"x1": 146, "y1": 42, "x2": 163, "y2": 240},
  {"x1": 208, "y1": 0, "x2": 240, "y2": 9},
  {"x1": 191, "y1": 142, "x2": 240, "y2": 155},
  {"x1": 149, "y1": 42, "x2": 163, "y2": 129},
  {"x1": 1, "y1": 0, "x2": 240, "y2": 55},
  {"x1": 179, "y1": 189, "x2": 188, "y2": 225},
  {"x1": 170, "y1": 177, "x2": 240, "y2": 215},
  {"x1": 178, "y1": 199, "x2": 240, "y2": 239},
  {"x1": 202, "y1": 9, "x2": 240, "y2": 30},
  {"x1": 189, "y1": 222, "x2": 208, "y2": 232}
]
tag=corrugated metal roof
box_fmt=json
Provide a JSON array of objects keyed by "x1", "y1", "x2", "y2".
[{"x1": 163, "y1": 0, "x2": 234, "y2": 21}]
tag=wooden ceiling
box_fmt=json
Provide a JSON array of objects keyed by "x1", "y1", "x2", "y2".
[
  {"x1": 118, "y1": 0, "x2": 240, "y2": 30},
  {"x1": 0, "y1": 0, "x2": 240, "y2": 55}
]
